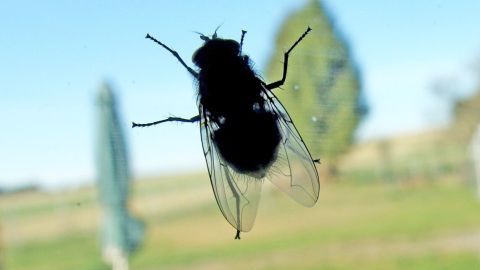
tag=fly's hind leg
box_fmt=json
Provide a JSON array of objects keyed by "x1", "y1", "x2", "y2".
[
  {"x1": 145, "y1": 33, "x2": 199, "y2": 78},
  {"x1": 132, "y1": 115, "x2": 200, "y2": 128},
  {"x1": 266, "y1": 27, "x2": 311, "y2": 90}
]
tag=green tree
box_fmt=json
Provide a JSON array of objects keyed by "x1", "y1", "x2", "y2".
[{"x1": 266, "y1": 0, "x2": 367, "y2": 175}]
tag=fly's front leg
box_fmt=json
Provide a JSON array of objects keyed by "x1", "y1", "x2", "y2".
[
  {"x1": 145, "y1": 33, "x2": 199, "y2": 78},
  {"x1": 239, "y1": 30, "x2": 247, "y2": 54},
  {"x1": 266, "y1": 27, "x2": 311, "y2": 90},
  {"x1": 132, "y1": 115, "x2": 200, "y2": 128}
]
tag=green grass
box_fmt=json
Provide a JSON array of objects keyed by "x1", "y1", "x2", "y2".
[
  {"x1": 2, "y1": 172, "x2": 480, "y2": 270},
  {"x1": 4, "y1": 233, "x2": 107, "y2": 270}
]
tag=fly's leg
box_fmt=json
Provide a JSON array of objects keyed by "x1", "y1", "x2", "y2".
[
  {"x1": 239, "y1": 30, "x2": 247, "y2": 53},
  {"x1": 266, "y1": 27, "x2": 311, "y2": 90},
  {"x1": 132, "y1": 115, "x2": 200, "y2": 128},
  {"x1": 145, "y1": 33, "x2": 199, "y2": 78},
  {"x1": 235, "y1": 230, "x2": 241, "y2": 240}
]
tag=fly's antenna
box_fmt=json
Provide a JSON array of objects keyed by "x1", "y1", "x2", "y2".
[
  {"x1": 239, "y1": 30, "x2": 247, "y2": 53},
  {"x1": 194, "y1": 31, "x2": 210, "y2": 41},
  {"x1": 195, "y1": 24, "x2": 223, "y2": 40},
  {"x1": 212, "y1": 24, "x2": 223, "y2": 39}
]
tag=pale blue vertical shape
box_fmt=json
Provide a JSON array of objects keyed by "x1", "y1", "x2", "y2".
[{"x1": 96, "y1": 82, "x2": 144, "y2": 255}]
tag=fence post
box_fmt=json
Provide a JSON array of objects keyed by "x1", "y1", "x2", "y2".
[
  {"x1": 95, "y1": 82, "x2": 144, "y2": 270},
  {"x1": 470, "y1": 124, "x2": 480, "y2": 199}
]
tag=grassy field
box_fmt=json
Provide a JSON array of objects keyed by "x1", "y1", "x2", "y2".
[
  {"x1": 2, "y1": 169, "x2": 480, "y2": 270},
  {"x1": 1, "y1": 128, "x2": 479, "y2": 269}
]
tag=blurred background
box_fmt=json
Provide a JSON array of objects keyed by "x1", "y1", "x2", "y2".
[{"x1": 1, "y1": 0, "x2": 480, "y2": 269}]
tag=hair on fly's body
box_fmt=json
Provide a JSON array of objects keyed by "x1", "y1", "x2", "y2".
[{"x1": 133, "y1": 27, "x2": 320, "y2": 240}]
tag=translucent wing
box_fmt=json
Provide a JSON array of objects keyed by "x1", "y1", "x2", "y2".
[
  {"x1": 262, "y1": 88, "x2": 320, "y2": 206},
  {"x1": 199, "y1": 108, "x2": 263, "y2": 232}
]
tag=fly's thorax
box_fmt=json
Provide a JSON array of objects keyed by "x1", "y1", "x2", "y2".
[{"x1": 196, "y1": 60, "x2": 265, "y2": 119}]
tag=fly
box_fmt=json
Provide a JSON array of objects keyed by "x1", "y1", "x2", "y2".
[{"x1": 133, "y1": 27, "x2": 320, "y2": 239}]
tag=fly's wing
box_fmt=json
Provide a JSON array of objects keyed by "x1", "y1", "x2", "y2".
[
  {"x1": 262, "y1": 89, "x2": 320, "y2": 207},
  {"x1": 199, "y1": 108, "x2": 263, "y2": 232}
]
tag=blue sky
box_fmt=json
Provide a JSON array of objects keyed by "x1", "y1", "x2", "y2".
[{"x1": 1, "y1": 0, "x2": 479, "y2": 189}]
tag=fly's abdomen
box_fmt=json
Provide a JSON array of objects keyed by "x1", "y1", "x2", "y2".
[{"x1": 213, "y1": 111, "x2": 281, "y2": 177}]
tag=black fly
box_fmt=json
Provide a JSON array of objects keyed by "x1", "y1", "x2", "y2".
[{"x1": 133, "y1": 27, "x2": 320, "y2": 239}]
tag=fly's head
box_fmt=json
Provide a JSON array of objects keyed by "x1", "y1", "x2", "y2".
[{"x1": 192, "y1": 30, "x2": 240, "y2": 69}]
